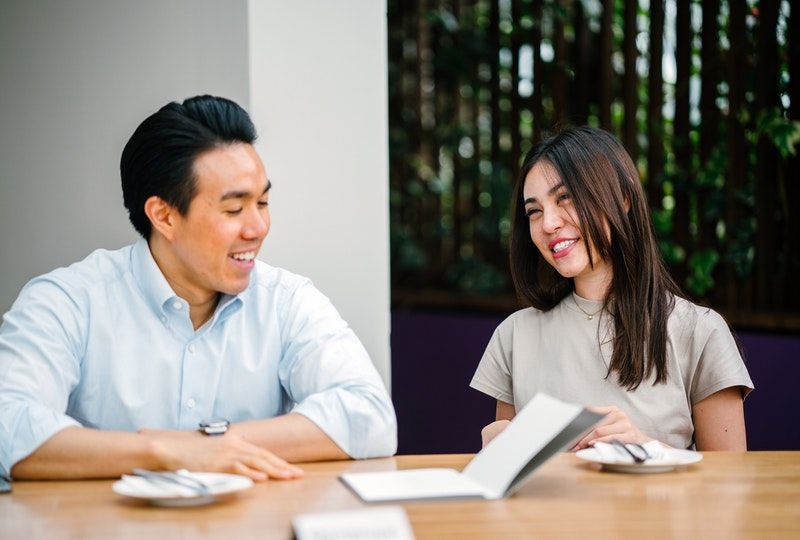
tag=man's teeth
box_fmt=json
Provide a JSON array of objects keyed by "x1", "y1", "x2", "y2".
[
  {"x1": 552, "y1": 240, "x2": 576, "y2": 253},
  {"x1": 231, "y1": 251, "x2": 255, "y2": 261}
]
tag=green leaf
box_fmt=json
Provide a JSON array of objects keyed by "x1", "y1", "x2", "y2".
[{"x1": 686, "y1": 249, "x2": 720, "y2": 296}]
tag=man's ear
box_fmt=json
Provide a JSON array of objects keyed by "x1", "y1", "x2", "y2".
[{"x1": 143, "y1": 196, "x2": 178, "y2": 241}]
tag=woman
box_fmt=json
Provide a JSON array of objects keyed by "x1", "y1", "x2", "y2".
[{"x1": 471, "y1": 127, "x2": 752, "y2": 451}]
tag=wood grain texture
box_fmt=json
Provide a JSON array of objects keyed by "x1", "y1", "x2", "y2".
[{"x1": 2, "y1": 452, "x2": 799, "y2": 539}]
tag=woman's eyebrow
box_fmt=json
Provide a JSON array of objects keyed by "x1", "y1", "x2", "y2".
[{"x1": 524, "y1": 182, "x2": 565, "y2": 205}]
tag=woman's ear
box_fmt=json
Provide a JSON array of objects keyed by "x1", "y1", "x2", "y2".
[{"x1": 143, "y1": 196, "x2": 177, "y2": 241}]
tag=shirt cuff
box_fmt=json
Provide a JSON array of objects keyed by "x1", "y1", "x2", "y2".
[
  {"x1": 1, "y1": 401, "x2": 81, "y2": 478},
  {"x1": 291, "y1": 386, "x2": 397, "y2": 459}
]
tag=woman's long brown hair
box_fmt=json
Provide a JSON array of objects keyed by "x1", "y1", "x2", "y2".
[{"x1": 509, "y1": 126, "x2": 683, "y2": 390}]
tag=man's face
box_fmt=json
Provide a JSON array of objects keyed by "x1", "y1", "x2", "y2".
[{"x1": 166, "y1": 143, "x2": 270, "y2": 300}]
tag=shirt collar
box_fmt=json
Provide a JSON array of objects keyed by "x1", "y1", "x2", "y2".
[
  {"x1": 130, "y1": 238, "x2": 245, "y2": 323},
  {"x1": 131, "y1": 238, "x2": 177, "y2": 316}
]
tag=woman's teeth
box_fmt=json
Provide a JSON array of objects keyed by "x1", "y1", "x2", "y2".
[{"x1": 552, "y1": 240, "x2": 576, "y2": 253}]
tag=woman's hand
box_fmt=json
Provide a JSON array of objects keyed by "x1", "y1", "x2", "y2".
[
  {"x1": 481, "y1": 420, "x2": 511, "y2": 448},
  {"x1": 570, "y1": 406, "x2": 650, "y2": 451}
]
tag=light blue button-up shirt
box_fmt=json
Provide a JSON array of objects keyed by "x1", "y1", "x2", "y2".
[{"x1": 0, "y1": 239, "x2": 396, "y2": 477}]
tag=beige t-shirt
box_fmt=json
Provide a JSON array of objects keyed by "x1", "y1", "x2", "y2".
[{"x1": 470, "y1": 294, "x2": 754, "y2": 449}]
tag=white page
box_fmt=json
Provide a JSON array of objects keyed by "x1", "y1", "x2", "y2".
[
  {"x1": 293, "y1": 506, "x2": 415, "y2": 540},
  {"x1": 340, "y1": 394, "x2": 599, "y2": 503},
  {"x1": 340, "y1": 468, "x2": 488, "y2": 502},
  {"x1": 462, "y1": 393, "x2": 582, "y2": 499}
]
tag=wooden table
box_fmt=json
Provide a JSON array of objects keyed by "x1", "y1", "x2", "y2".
[{"x1": 2, "y1": 452, "x2": 799, "y2": 539}]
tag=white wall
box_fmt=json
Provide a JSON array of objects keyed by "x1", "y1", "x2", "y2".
[
  {"x1": 0, "y1": 0, "x2": 249, "y2": 310},
  {"x1": 0, "y1": 0, "x2": 391, "y2": 387},
  {"x1": 248, "y1": 1, "x2": 391, "y2": 387}
]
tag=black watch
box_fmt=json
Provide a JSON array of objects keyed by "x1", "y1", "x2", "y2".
[{"x1": 199, "y1": 417, "x2": 229, "y2": 436}]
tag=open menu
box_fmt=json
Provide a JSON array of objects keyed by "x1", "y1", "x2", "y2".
[{"x1": 340, "y1": 393, "x2": 603, "y2": 502}]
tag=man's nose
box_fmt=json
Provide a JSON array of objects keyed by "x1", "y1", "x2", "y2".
[{"x1": 242, "y1": 208, "x2": 269, "y2": 239}]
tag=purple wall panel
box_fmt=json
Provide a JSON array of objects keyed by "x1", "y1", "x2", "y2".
[
  {"x1": 391, "y1": 310, "x2": 499, "y2": 454},
  {"x1": 391, "y1": 309, "x2": 800, "y2": 453},
  {"x1": 739, "y1": 333, "x2": 800, "y2": 450}
]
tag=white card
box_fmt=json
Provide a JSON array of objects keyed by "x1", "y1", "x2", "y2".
[
  {"x1": 293, "y1": 506, "x2": 415, "y2": 540},
  {"x1": 340, "y1": 468, "x2": 488, "y2": 502}
]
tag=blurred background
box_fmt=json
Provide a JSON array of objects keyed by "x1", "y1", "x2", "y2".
[{"x1": 387, "y1": 0, "x2": 800, "y2": 453}]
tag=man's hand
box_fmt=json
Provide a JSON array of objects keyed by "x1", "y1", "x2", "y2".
[
  {"x1": 140, "y1": 428, "x2": 303, "y2": 481},
  {"x1": 570, "y1": 406, "x2": 650, "y2": 451},
  {"x1": 12, "y1": 414, "x2": 342, "y2": 480}
]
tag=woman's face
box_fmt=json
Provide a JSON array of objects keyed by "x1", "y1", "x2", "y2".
[{"x1": 522, "y1": 161, "x2": 612, "y2": 295}]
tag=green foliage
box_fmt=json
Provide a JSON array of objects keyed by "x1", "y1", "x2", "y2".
[
  {"x1": 756, "y1": 108, "x2": 800, "y2": 158},
  {"x1": 686, "y1": 249, "x2": 720, "y2": 296},
  {"x1": 444, "y1": 258, "x2": 508, "y2": 294},
  {"x1": 388, "y1": 0, "x2": 797, "y2": 314},
  {"x1": 391, "y1": 227, "x2": 429, "y2": 273},
  {"x1": 726, "y1": 216, "x2": 757, "y2": 278}
]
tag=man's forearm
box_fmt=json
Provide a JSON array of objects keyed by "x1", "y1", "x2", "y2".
[
  {"x1": 10, "y1": 414, "x2": 348, "y2": 480},
  {"x1": 229, "y1": 412, "x2": 348, "y2": 462},
  {"x1": 12, "y1": 423, "x2": 307, "y2": 481},
  {"x1": 10, "y1": 426, "x2": 160, "y2": 479}
]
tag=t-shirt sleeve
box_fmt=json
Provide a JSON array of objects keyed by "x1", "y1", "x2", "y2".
[
  {"x1": 469, "y1": 316, "x2": 515, "y2": 405},
  {"x1": 689, "y1": 308, "x2": 754, "y2": 404}
]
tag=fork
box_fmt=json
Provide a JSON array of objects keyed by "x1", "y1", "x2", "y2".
[
  {"x1": 609, "y1": 440, "x2": 650, "y2": 463},
  {"x1": 132, "y1": 468, "x2": 212, "y2": 495}
]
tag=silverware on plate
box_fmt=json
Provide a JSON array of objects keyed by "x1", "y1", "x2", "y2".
[
  {"x1": 609, "y1": 440, "x2": 651, "y2": 463},
  {"x1": 131, "y1": 468, "x2": 212, "y2": 496}
]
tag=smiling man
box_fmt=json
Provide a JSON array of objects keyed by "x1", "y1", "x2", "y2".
[{"x1": 0, "y1": 95, "x2": 397, "y2": 481}]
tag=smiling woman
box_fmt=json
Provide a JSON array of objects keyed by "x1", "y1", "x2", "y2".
[
  {"x1": 521, "y1": 160, "x2": 612, "y2": 300},
  {"x1": 470, "y1": 127, "x2": 754, "y2": 452}
]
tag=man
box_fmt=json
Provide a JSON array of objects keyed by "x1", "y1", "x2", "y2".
[{"x1": 0, "y1": 95, "x2": 396, "y2": 481}]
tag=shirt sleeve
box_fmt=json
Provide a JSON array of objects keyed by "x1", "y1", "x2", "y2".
[
  {"x1": 469, "y1": 316, "x2": 515, "y2": 405},
  {"x1": 0, "y1": 276, "x2": 85, "y2": 478},
  {"x1": 276, "y1": 279, "x2": 396, "y2": 459},
  {"x1": 688, "y1": 308, "x2": 754, "y2": 404}
]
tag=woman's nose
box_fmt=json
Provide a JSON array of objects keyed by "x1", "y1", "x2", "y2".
[{"x1": 541, "y1": 207, "x2": 564, "y2": 233}]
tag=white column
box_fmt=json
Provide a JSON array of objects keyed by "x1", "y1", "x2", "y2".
[{"x1": 247, "y1": 0, "x2": 391, "y2": 388}]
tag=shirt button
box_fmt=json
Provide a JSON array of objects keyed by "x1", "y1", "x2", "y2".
[
  {"x1": 187, "y1": 398, "x2": 196, "y2": 409},
  {"x1": 172, "y1": 301, "x2": 182, "y2": 310},
  {"x1": 160, "y1": 315, "x2": 167, "y2": 323},
  {"x1": 188, "y1": 344, "x2": 195, "y2": 353}
]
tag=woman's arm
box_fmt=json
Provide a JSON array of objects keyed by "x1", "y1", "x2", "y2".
[
  {"x1": 692, "y1": 387, "x2": 747, "y2": 451},
  {"x1": 480, "y1": 400, "x2": 516, "y2": 447},
  {"x1": 496, "y1": 400, "x2": 516, "y2": 421}
]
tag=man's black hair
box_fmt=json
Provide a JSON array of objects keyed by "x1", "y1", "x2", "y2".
[{"x1": 120, "y1": 95, "x2": 257, "y2": 238}]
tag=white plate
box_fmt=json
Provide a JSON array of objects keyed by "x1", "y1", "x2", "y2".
[
  {"x1": 576, "y1": 448, "x2": 703, "y2": 474},
  {"x1": 113, "y1": 472, "x2": 254, "y2": 507}
]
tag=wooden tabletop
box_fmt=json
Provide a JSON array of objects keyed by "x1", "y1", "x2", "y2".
[{"x1": 2, "y1": 452, "x2": 799, "y2": 539}]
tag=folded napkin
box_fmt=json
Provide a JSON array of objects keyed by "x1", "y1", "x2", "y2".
[
  {"x1": 592, "y1": 440, "x2": 666, "y2": 464},
  {"x1": 119, "y1": 470, "x2": 209, "y2": 498}
]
